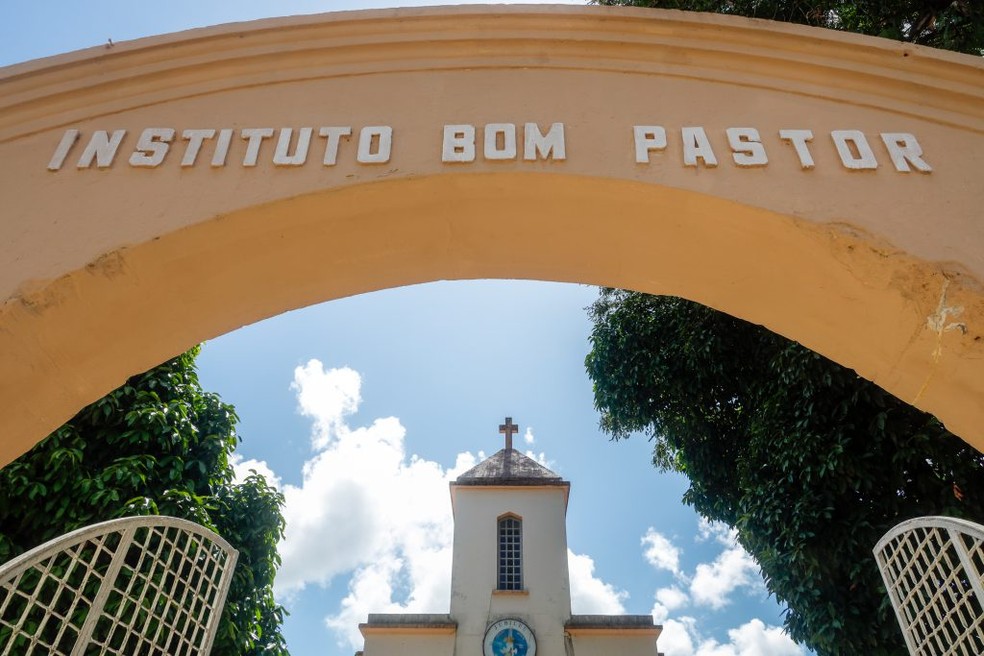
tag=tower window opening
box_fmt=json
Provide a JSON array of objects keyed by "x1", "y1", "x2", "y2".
[{"x1": 498, "y1": 515, "x2": 523, "y2": 590}]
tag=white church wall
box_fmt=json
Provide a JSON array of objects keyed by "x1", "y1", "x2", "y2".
[{"x1": 451, "y1": 485, "x2": 572, "y2": 656}]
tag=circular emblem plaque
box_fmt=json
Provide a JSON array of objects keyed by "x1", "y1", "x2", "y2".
[{"x1": 483, "y1": 619, "x2": 537, "y2": 656}]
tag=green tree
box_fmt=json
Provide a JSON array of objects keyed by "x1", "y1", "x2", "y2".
[
  {"x1": 585, "y1": 290, "x2": 984, "y2": 654},
  {"x1": 0, "y1": 347, "x2": 288, "y2": 656},
  {"x1": 594, "y1": 0, "x2": 984, "y2": 54}
]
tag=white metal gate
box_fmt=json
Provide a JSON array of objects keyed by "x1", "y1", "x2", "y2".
[
  {"x1": 874, "y1": 516, "x2": 984, "y2": 655},
  {"x1": 0, "y1": 516, "x2": 238, "y2": 655}
]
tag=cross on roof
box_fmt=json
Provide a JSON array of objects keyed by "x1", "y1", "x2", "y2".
[{"x1": 499, "y1": 417, "x2": 519, "y2": 451}]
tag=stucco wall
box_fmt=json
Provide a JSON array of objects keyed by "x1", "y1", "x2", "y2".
[
  {"x1": 1, "y1": 6, "x2": 983, "y2": 463},
  {"x1": 360, "y1": 632, "x2": 454, "y2": 656},
  {"x1": 568, "y1": 633, "x2": 659, "y2": 656},
  {"x1": 451, "y1": 485, "x2": 572, "y2": 656}
]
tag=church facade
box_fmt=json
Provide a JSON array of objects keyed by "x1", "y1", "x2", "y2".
[{"x1": 357, "y1": 419, "x2": 662, "y2": 656}]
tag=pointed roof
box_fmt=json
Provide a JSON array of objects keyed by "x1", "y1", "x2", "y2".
[{"x1": 454, "y1": 448, "x2": 568, "y2": 487}]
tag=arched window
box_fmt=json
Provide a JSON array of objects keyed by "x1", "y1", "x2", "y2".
[{"x1": 497, "y1": 514, "x2": 523, "y2": 590}]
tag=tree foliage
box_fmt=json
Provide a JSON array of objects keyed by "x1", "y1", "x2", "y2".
[
  {"x1": 0, "y1": 347, "x2": 288, "y2": 656},
  {"x1": 585, "y1": 291, "x2": 984, "y2": 655},
  {"x1": 594, "y1": 0, "x2": 984, "y2": 54}
]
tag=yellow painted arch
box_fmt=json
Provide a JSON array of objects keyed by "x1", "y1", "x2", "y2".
[{"x1": 1, "y1": 6, "x2": 983, "y2": 465}]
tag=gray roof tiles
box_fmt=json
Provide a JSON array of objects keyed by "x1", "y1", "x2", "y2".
[{"x1": 453, "y1": 448, "x2": 567, "y2": 486}]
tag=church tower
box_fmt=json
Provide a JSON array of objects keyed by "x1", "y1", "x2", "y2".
[
  {"x1": 357, "y1": 418, "x2": 661, "y2": 656},
  {"x1": 449, "y1": 417, "x2": 573, "y2": 655}
]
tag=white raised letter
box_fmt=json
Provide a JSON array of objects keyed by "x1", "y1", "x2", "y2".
[
  {"x1": 443, "y1": 125, "x2": 475, "y2": 163},
  {"x1": 524, "y1": 122, "x2": 566, "y2": 161},
  {"x1": 681, "y1": 127, "x2": 717, "y2": 167},
  {"x1": 212, "y1": 129, "x2": 233, "y2": 167},
  {"x1": 78, "y1": 130, "x2": 127, "y2": 169},
  {"x1": 633, "y1": 126, "x2": 667, "y2": 164},
  {"x1": 129, "y1": 128, "x2": 175, "y2": 168},
  {"x1": 358, "y1": 126, "x2": 392, "y2": 164},
  {"x1": 779, "y1": 129, "x2": 815, "y2": 169},
  {"x1": 831, "y1": 130, "x2": 877, "y2": 170},
  {"x1": 48, "y1": 129, "x2": 80, "y2": 171},
  {"x1": 181, "y1": 129, "x2": 215, "y2": 167},
  {"x1": 274, "y1": 127, "x2": 313, "y2": 166},
  {"x1": 880, "y1": 133, "x2": 932, "y2": 173},
  {"x1": 727, "y1": 127, "x2": 768, "y2": 167},
  {"x1": 319, "y1": 127, "x2": 352, "y2": 165},
  {"x1": 484, "y1": 124, "x2": 517, "y2": 160},
  {"x1": 241, "y1": 128, "x2": 275, "y2": 167}
]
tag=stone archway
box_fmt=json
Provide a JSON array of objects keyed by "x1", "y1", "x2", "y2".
[{"x1": 1, "y1": 5, "x2": 982, "y2": 465}]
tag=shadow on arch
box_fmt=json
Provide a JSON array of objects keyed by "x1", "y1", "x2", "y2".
[{"x1": 2, "y1": 171, "x2": 983, "y2": 464}]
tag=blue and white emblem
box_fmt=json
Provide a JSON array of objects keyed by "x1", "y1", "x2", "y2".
[{"x1": 483, "y1": 619, "x2": 537, "y2": 656}]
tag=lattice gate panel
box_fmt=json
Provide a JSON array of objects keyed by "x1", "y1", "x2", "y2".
[
  {"x1": 874, "y1": 516, "x2": 984, "y2": 656},
  {"x1": 0, "y1": 516, "x2": 237, "y2": 656}
]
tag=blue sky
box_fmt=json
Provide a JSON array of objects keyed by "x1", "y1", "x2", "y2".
[{"x1": 3, "y1": 3, "x2": 810, "y2": 655}]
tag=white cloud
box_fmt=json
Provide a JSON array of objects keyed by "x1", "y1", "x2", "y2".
[
  {"x1": 642, "y1": 522, "x2": 796, "y2": 656},
  {"x1": 697, "y1": 518, "x2": 738, "y2": 546},
  {"x1": 655, "y1": 617, "x2": 805, "y2": 656},
  {"x1": 290, "y1": 360, "x2": 361, "y2": 450},
  {"x1": 655, "y1": 586, "x2": 689, "y2": 611},
  {"x1": 697, "y1": 642, "x2": 741, "y2": 656},
  {"x1": 641, "y1": 519, "x2": 761, "y2": 611},
  {"x1": 324, "y1": 544, "x2": 457, "y2": 648},
  {"x1": 689, "y1": 542, "x2": 762, "y2": 610},
  {"x1": 523, "y1": 427, "x2": 535, "y2": 445},
  {"x1": 725, "y1": 619, "x2": 805, "y2": 656},
  {"x1": 651, "y1": 600, "x2": 669, "y2": 624},
  {"x1": 230, "y1": 453, "x2": 282, "y2": 490},
  {"x1": 265, "y1": 360, "x2": 473, "y2": 650},
  {"x1": 275, "y1": 414, "x2": 445, "y2": 598},
  {"x1": 325, "y1": 556, "x2": 403, "y2": 631},
  {"x1": 659, "y1": 617, "x2": 698, "y2": 655},
  {"x1": 568, "y1": 550, "x2": 628, "y2": 614},
  {"x1": 641, "y1": 527, "x2": 682, "y2": 577}
]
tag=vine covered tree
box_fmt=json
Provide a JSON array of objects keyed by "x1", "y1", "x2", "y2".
[
  {"x1": 585, "y1": 290, "x2": 984, "y2": 654},
  {"x1": 0, "y1": 347, "x2": 288, "y2": 656}
]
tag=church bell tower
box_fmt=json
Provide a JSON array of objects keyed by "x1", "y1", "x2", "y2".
[
  {"x1": 448, "y1": 417, "x2": 573, "y2": 655},
  {"x1": 357, "y1": 418, "x2": 661, "y2": 656}
]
